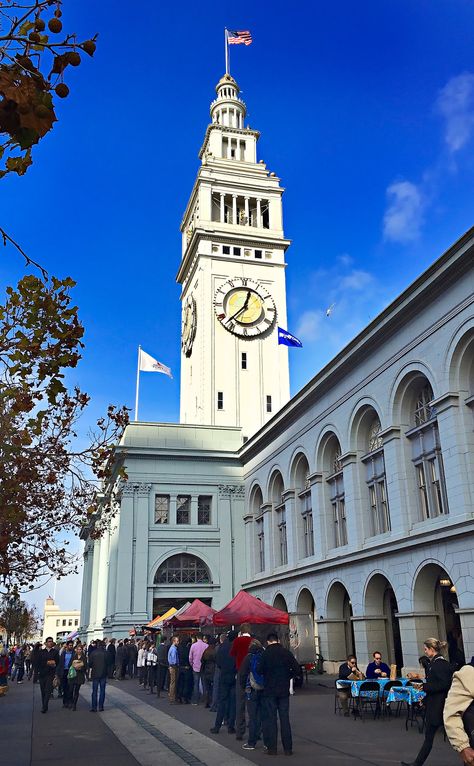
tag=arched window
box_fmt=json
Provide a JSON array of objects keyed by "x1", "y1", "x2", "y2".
[
  {"x1": 326, "y1": 437, "x2": 346, "y2": 547},
  {"x1": 269, "y1": 472, "x2": 287, "y2": 566},
  {"x1": 406, "y1": 381, "x2": 448, "y2": 519},
  {"x1": 362, "y1": 415, "x2": 390, "y2": 535},
  {"x1": 293, "y1": 454, "x2": 313, "y2": 558},
  {"x1": 154, "y1": 554, "x2": 211, "y2": 585},
  {"x1": 250, "y1": 486, "x2": 265, "y2": 573}
]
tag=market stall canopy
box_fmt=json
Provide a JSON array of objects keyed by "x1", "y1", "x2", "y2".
[
  {"x1": 213, "y1": 590, "x2": 289, "y2": 626},
  {"x1": 166, "y1": 599, "x2": 216, "y2": 627},
  {"x1": 147, "y1": 607, "x2": 177, "y2": 628}
]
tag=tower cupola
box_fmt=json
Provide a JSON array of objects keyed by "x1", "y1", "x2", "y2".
[{"x1": 210, "y1": 73, "x2": 246, "y2": 129}]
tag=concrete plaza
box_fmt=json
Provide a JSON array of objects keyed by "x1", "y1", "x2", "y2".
[{"x1": 3, "y1": 675, "x2": 459, "y2": 766}]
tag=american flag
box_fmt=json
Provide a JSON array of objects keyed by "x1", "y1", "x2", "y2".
[{"x1": 227, "y1": 29, "x2": 253, "y2": 46}]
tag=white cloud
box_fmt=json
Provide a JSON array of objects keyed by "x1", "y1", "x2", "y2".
[
  {"x1": 340, "y1": 269, "x2": 374, "y2": 291},
  {"x1": 436, "y1": 72, "x2": 474, "y2": 153},
  {"x1": 296, "y1": 310, "x2": 323, "y2": 342},
  {"x1": 383, "y1": 180, "x2": 425, "y2": 243},
  {"x1": 337, "y1": 253, "x2": 353, "y2": 267}
]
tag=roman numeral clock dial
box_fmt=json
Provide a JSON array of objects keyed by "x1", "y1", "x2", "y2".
[{"x1": 213, "y1": 277, "x2": 277, "y2": 338}]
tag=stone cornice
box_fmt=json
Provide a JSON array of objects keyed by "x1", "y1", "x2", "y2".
[
  {"x1": 380, "y1": 425, "x2": 401, "y2": 444},
  {"x1": 198, "y1": 123, "x2": 260, "y2": 159},
  {"x1": 431, "y1": 391, "x2": 460, "y2": 413}
]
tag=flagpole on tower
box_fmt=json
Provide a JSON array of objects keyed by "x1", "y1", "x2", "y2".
[
  {"x1": 134, "y1": 345, "x2": 141, "y2": 422},
  {"x1": 224, "y1": 28, "x2": 229, "y2": 74}
]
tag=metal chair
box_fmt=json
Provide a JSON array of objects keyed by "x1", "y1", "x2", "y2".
[{"x1": 356, "y1": 681, "x2": 380, "y2": 720}]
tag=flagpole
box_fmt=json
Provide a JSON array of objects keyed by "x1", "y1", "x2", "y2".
[
  {"x1": 134, "y1": 345, "x2": 141, "y2": 421},
  {"x1": 225, "y1": 28, "x2": 229, "y2": 74}
]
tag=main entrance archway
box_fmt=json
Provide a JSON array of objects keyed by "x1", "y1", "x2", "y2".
[
  {"x1": 365, "y1": 573, "x2": 403, "y2": 671},
  {"x1": 326, "y1": 582, "x2": 354, "y2": 660},
  {"x1": 413, "y1": 563, "x2": 465, "y2": 668}
]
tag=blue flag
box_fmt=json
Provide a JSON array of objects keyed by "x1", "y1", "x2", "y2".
[{"x1": 278, "y1": 327, "x2": 303, "y2": 348}]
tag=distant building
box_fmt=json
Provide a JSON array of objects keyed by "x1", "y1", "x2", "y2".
[{"x1": 42, "y1": 597, "x2": 80, "y2": 642}]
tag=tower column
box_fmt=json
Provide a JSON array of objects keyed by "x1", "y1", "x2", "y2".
[
  {"x1": 244, "y1": 196, "x2": 250, "y2": 225},
  {"x1": 232, "y1": 194, "x2": 237, "y2": 225},
  {"x1": 256, "y1": 198, "x2": 262, "y2": 228},
  {"x1": 220, "y1": 193, "x2": 225, "y2": 223}
]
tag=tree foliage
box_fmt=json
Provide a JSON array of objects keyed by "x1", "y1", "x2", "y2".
[
  {"x1": 0, "y1": 0, "x2": 96, "y2": 179},
  {"x1": 0, "y1": 593, "x2": 38, "y2": 642},
  {"x1": 0, "y1": 275, "x2": 129, "y2": 593}
]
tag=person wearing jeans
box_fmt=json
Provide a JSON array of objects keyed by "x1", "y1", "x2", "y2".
[
  {"x1": 189, "y1": 633, "x2": 208, "y2": 705},
  {"x1": 168, "y1": 636, "x2": 180, "y2": 703},
  {"x1": 88, "y1": 640, "x2": 108, "y2": 712}
]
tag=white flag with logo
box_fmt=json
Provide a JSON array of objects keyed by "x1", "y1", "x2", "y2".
[{"x1": 139, "y1": 349, "x2": 173, "y2": 378}]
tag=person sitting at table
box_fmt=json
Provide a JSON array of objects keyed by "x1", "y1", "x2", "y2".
[
  {"x1": 338, "y1": 655, "x2": 364, "y2": 716},
  {"x1": 366, "y1": 651, "x2": 391, "y2": 679}
]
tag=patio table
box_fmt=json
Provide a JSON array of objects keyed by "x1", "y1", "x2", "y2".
[
  {"x1": 337, "y1": 677, "x2": 411, "y2": 697},
  {"x1": 386, "y1": 685, "x2": 426, "y2": 730}
]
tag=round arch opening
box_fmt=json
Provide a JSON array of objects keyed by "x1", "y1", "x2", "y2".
[
  {"x1": 413, "y1": 563, "x2": 465, "y2": 668},
  {"x1": 364, "y1": 573, "x2": 403, "y2": 672},
  {"x1": 325, "y1": 582, "x2": 354, "y2": 661}
]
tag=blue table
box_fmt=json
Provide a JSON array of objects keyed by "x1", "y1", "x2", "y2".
[
  {"x1": 337, "y1": 677, "x2": 411, "y2": 697},
  {"x1": 386, "y1": 685, "x2": 426, "y2": 730}
]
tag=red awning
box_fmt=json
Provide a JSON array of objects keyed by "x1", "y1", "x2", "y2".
[
  {"x1": 166, "y1": 598, "x2": 216, "y2": 627},
  {"x1": 213, "y1": 590, "x2": 289, "y2": 626}
]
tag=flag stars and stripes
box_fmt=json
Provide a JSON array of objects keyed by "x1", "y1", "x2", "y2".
[{"x1": 228, "y1": 30, "x2": 253, "y2": 45}]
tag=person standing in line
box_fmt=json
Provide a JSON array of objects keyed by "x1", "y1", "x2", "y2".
[
  {"x1": 128, "y1": 639, "x2": 138, "y2": 679},
  {"x1": 69, "y1": 643, "x2": 87, "y2": 711},
  {"x1": 157, "y1": 637, "x2": 169, "y2": 695},
  {"x1": 177, "y1": 636, "x2": 192, "y2": 703},
  {"x1": 13, "y1": 644, "x2": 26, "y2": 684},
  {"x1": 210, "y1": 634, "x2": 226, "y2": 712},
  {"x1": 230, "y1": 624, "x2": 253, "y2": 740},
  {"x1": 168, "y1": 636, "x2": 180, "y2": 704},
  {"x1": 210, "y1": 630, "x2": 237, "y2": 735},
  {"x1": 401, "y1": 638, "x2": 453, "y2": 766},
  {"x1": 106, "y1": 638, "x2": 116, "y2": 679},
  {"x1": 147, "y1": 642, "x2": 158, "y2": 694},
  {"x1": 240, "y1": 639, "x2": 265, "y2": 751},
  {"x1": 122, "y1": 638, "x2": 130, "y2": 679},
  {"x1": 137, "y1": 640, "x2": 147, "y2": 686},
  {"x1": 444, "y1": 661, "x2": 474, "y2": 765},
  {"x1": 57, "y1": 640, "x2": 75, "y2": 708},
  {"x1": 24, "y1": 645, "x2": 32, "y2": 680},
  {"x1": 38, "y1": 637, "x2": 60, "y2": 713},
  {"x1": 115, "y1": 641, "x2": 125, "y2": 680},
  {"x1": 189, "y1": 633, "x2": 208, "y2": 705},
  {"x1": 201, "y1": 637, "x2": 217, "y2": 708},
  {"x1": 256, "y1": 633, "x2": 301, "y2": 756},
  {"x1": 88, "y1": 639, "x2": 108, "y2": 712}
]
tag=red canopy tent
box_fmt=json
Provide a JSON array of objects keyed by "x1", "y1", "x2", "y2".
[
  {"x1": 165, "y1": 598, "x2": 216, "y2": 627},
  {"x1": 213, "y1": 590, "x2": 289, "y2": 626}
]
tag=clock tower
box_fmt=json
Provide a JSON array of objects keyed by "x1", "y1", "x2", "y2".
[{"x1": 178, "y1": 74, "x2": 291, "y2": 439}]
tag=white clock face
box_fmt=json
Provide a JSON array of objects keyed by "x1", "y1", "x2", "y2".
[
  {"x1": 213, "y1": 277, "x2": 277, "y2": 338},
  {"x1": 181, "y1": 295, "x2": 196, "y2": 356}
]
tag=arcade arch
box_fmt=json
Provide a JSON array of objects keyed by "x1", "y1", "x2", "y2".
[
  {"x1": 325, "y1": 581, "x2": 354, "y2": 661},
  {"x1": 364, "y1": 573, "x2": 403, "y2": 671}
]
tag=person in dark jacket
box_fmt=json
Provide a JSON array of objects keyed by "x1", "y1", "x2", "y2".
[
  {"x1": 68, "y1": 644, "x2": 87, "y2": 711},
  {"x1": 210, "y1": 630, "x2": 238, "y2": 734},
  {"x1": 106, "y1": 639, "x2": 116, "y2": 679},
  {"x1": 30, "y1": 642, "x2": 41, "y2": 684},
  {"x1": 88, "y1": 639, "x2": 108, "y2": 712},
  {"x1": 256, "y1": 633, "x2": 301, "y2": 756},
  {"x1": 201, "y1": 638, "x2": 216, "y2": 708},
  {"x1": 157, "y1": 638, "x2": 169, "y2": 695},
  {"x1": 177, "y1": 638, "x2": 192, "y2": 703},
  {"x1": 38, "y1": 637, "x2": 60, "y2": 713},
  {"x1": 239, "y1": 639, "x2": 265, "y2": 751},
  {"x1": 401, "y1": 637, "x2": 453, "y2": 766},
  {"x1": 128, "y1": 639, "x2": 138, "y2": 679},
  {"x1": 57, "y1": 640, "x2": 75, "y2": 707},
  {"x1": 115, "y1": 641, "x2": 126, "y2": 680}
]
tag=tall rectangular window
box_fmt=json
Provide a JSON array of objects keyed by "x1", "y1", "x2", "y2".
[
  {"x1": 241, "y1": 353, "x2": 247, "y2": 370},
  {"x1": 256, "y1": 517, "x2": 265, "y2": 572},
  {"x1": 217, "y1": 392, "x2": 224, "y2": 410},
  {"x1": 198, "y1": 495, "x2": 212, "y2": 525},
  {"x1": 276, "y1": 504, "x2": 288, "y2": 566},
  {"x1": 363, "y1": 451, "x2": 391, "y2": 536},
  {"x1": 154, "y1": 494, "x2": 170, "y2": 524},
  {"x1": 176, "y1": 495, "x2": 191, "y2": 524},
  {"x1": 266, "y1": 395, "x2": 272, "y2": 413},
  {"x1": 408, "y1": 421, "x2": 448, "y2": 520}
]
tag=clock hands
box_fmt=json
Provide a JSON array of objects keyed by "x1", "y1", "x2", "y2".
[{"x1": 225, "y1": 290, "x2": 252, "y2": 324}]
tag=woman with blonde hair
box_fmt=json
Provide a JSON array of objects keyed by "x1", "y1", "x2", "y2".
[{"x1": 401, "y1": 638, "x2": 453, "y2": 766}]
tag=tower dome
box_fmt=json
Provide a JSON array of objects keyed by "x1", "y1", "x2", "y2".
[{"x1": 210, "y1": 73, "x2": 246, "y2": 129}]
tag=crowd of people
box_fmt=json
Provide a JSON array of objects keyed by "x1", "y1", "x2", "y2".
[{"x1": 3, "y1": 630, "x2": 474, "y2": 763}]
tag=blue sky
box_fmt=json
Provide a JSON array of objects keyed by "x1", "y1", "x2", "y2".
[{"x1": 2, "y1": 1, "x2": 473, "y2": 613}]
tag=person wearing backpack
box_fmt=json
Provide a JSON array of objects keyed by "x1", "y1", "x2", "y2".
[
  {"x1": 256, "y1": 633, "x2": 302, "y2": 756},
  {"x1": 239, "y1": 639, "x2": 265, "y2": 751}
]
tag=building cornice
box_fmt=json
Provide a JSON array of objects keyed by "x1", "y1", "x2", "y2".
[{"x1": 198, "y1": 123, "x2": 260, "y2": 159}]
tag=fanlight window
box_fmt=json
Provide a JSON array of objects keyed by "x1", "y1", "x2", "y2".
[
  {"x1": 155, "y1": 554, "x2": 211, "y2": 585},
  {"x1": 368, "y1": 417, "x2": 383, "y2": 452},
  {"x1": 414, "y1": 384, "x2": 435, "y2": 426}
]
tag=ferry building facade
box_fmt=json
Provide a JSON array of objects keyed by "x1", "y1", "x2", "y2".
[{"x1": 80, "y1": 71, "x2": 474, "y2": 673}]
